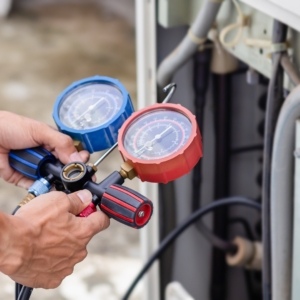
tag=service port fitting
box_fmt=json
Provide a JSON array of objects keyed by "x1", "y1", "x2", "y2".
[{"x1": 226, "y1": 236, "x2": 262, "y2": 270}]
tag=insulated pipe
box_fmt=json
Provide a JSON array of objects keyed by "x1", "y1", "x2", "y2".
[
  {"x1": 262, "y1": 20, "x2": 287, "y2": 300},
  {"x1": 157, "y1": 0, "x2": 223, "y2": 91},
  {"x1": 271, "y1": 84, "x2": 300, "y2": 300}
]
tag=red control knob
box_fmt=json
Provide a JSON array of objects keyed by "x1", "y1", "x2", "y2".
[
  {"x1": 100, "y1": 184, "x2": 153, "y2": 229},
  {"x1": 78, "y1": 202, "x2": 97, "y2": 217}
]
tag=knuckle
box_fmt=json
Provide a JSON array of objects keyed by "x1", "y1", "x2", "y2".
[
  {"x1": 47, "y1": 279, "x2": 62, "y2": 289},
  {"x1": 65, "y1": 268, "x2": 74, "y2": 277},
  {"x1": 60, "y1": 135, "x2": 73, "y2": 149},
  {"x1": 85, "y1": 226, "x2": 95, "y2": 237},
  {"x1": 55, "y1": 192, "x2": 70, "y2": 208},
  {"x1": 5, "y1": 256, "x2": 23, "y2": 276},
  {"x1": 73, "y1": 248, "x2": 88, "y2": 263},
  {"x1": 102, "y1": 216, "x2": 110, "y2": 230},
  {"x1": 78, "y1": 249, "x2": 88, "y2": 262},
  {"x1": 97, "y1": 213, "x2": 110, "y2": 232},
  {"x1": 66, "y1": 194, "x2": 80, "y2": 211},
  {"x1": 81, "y1": 213, "x2": 110, "y2": 237}
]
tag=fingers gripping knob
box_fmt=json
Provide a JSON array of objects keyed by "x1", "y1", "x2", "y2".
[
  {"x1": 100, "y1": 184, "x2": 153, "y2": 229},
  {"x1": 78, "y1": 194, "x2": 98, "y2": 217}
]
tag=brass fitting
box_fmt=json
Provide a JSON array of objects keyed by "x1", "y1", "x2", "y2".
[
  {"x1": 73, "y1": 140, "x2": 84, "y2": 152},
  {"x1": 86, "y1": 163, "x2": 98, "y2": 173},
  {"x1": 119, "y1": 162, "x2": 136, "y2": 180},
  {"x1": 19, "y1": 193, "x2": 36, "y2": 207},
  {"x1": 62, "y1": 163, "x2": 85, "y2": 181}
]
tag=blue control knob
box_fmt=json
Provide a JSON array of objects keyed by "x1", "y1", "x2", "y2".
[
  {"x1": 53, "y1": 75, "x2": 134, "y2": 153},
  {"x1": 9, "y1": 147, "x2": 56, "y2": 180}
]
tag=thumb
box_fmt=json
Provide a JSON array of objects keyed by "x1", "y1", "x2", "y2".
[{"x1": 67, "y1": 190, "x2": 93, "y2": 215}]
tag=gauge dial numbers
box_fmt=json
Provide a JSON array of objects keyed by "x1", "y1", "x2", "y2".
[
  {"x1": 125, "y1": 111, "x2": 192, "y2": 160},
  {"x1": 118, "y1": 103, "x2": 203, "y2": 183},
  {"x1": 53, "y1": 76, "x2": 134, "y2": 153}
]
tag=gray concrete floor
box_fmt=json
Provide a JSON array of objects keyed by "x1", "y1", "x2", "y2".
[{"x1": 0, "y1": 2, "x2": 142, "y2": 299}]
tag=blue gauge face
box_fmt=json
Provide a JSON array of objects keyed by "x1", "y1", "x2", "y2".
[
  {"x1": 123, "y1": 109, "x2": 192, "y2": 160},
  {"x1": 58, "y1": 83, "x2": 123, "y2": 130},
  {"x1": 53, "y1": 75, "x2": 135, "y2": 153}
]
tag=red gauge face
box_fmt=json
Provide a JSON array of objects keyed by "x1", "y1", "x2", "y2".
[{"x1": 118, "y1": 103, "x2": 203, "y2": 183}]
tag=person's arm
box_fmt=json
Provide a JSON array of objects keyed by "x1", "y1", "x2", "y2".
[
  {"x1": 0, "y1": 110, "x2": 89, "y2": 189},
  {"x1": 0, "y1": 189, "x2": 109, "y2": 288}
]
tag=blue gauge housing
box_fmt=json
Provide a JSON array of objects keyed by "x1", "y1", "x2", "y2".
[{"x1": 53, "y1": 75, "x2": 134, "y2": 153}]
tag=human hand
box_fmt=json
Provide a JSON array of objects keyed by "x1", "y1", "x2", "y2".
[
  {"x1": 0, "y1": 189, "x2": 109, "y2": 288},
  {"x1": 0, "y1": 111, "x2": 89, "y2": 189}
]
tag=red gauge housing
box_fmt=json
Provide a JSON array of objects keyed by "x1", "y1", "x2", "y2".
[{"x1": 118, "y1": 103, "x2": 203, "y2": 184}]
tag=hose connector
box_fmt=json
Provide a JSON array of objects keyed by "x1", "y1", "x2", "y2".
[
  {"x1": 28, "y1": 177, "x2": 52, "y2": 197},
  {"x1": 18, "y1": 193, "x2": 36, "y2": 207}
]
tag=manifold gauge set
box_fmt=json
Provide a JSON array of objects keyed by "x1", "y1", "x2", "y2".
[{"x1": 9, "y1": 75, "x2": 203, "y2": 228}]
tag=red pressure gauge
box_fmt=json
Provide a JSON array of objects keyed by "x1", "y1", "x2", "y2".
[{"x1": 118, "y1": 103, "x2": 202, "y2": 183}]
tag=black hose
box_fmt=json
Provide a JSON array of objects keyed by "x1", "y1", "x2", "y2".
[
  {"x1": 12, "y1": 206, "x2": 20, "y2": 215},
  {"x1": 197, "y1": 221, "x2": 237, "y2": 254},
  {"x1": 20, "y1": 287, "x2": 33, "y2": 300},
  {"x1": 15, "y1": 282, "x2": 21, "y2": 300},
  {"x1": 17, "y1": 286, "x2": 25, "y2": 300},
  {"x1": 121, "y1": 197, "x2": 261, "y2": 300},
  {"x1": 262, "y1": 20, "x2": 287, "y2": 300},
  {"x1": 229, "y1": 217, "x2": 255, "y2": 241},
  {"x1": 198, "y1": 216, "x2": 258, "y2": 255}
]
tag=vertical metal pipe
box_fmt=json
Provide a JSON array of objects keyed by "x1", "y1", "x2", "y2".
[{"x1": 210, "y1": 73, "x2": 231, "y2": 300}]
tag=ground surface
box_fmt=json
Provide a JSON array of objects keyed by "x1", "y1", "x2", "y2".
[{"x1": 0, "y1": 2, "x2": 142, "y2": 299}]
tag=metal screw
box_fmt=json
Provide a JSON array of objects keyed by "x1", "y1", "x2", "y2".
[{"x1": 138, "y1": 211, "x2": 145, "y2": 218}]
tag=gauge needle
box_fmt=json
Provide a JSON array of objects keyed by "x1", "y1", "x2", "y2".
[
  {"x1": 71, "y1": 97, "x2": 105, "y2": 125},
  {"x1": 135, "y1": 126, "x2": 172, "y2": 155}
]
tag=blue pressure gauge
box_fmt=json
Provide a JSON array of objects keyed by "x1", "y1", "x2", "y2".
[{"x1": 53, "y1": 76, "x2": 134, "y2": 153}]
